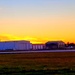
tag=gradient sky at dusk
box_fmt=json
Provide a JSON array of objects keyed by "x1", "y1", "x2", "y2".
[{"x1": 0, "y1": 0, "x2": 75, "y2": 43}]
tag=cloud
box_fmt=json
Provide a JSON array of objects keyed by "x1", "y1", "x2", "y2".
[
  {"x1": 0, "y1": 35, "x2": 10, "y2": 41},
  {"x1": 0, "y1": 34, "x2": 22, "y2": 41}
]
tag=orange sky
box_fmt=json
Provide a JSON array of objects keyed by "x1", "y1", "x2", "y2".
[{"x1": 0, "y1": 0, "x2": 75, "y2": 44}]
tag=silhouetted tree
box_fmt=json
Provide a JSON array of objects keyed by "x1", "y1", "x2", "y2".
[{"x1": 67, "y1": 43, "x2": 75, "y2": 47}]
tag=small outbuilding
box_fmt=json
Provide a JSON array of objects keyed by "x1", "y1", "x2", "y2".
[{"x1": 32, "y1": 44, "x2": 44, "y2": 50}]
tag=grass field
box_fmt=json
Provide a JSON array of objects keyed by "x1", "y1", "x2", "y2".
[{"x1": 0, "y1": 52, "x2": 75, "y2": 74}]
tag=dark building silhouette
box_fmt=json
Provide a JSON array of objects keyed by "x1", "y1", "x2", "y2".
[{"x1": 45, "y1": 41, "x2": 65, "y2": 50}]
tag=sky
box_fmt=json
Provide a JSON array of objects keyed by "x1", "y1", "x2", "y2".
[{"x1": 0, "y1": 0, "x2": 75, "y2": 43}]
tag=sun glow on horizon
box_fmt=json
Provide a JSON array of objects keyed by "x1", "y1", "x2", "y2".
[
  {"x1": 0, "y1": 34, "x2": 74, "y2": 44},
  {"x1": 0, "y1": 34, "x2": 47, "y2": 44}
]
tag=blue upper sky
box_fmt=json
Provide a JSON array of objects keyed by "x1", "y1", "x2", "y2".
[{"x1": 0, "y1": 0, "x2": 75, "y2": 18}]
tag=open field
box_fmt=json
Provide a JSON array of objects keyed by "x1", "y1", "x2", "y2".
[{"x1": 0, "y1": 52, "x2": 75, "y2": 74}]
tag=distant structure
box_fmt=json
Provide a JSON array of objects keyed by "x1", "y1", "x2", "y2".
[
  {"x1": 0, "y1": 40, "x2": 32, "y2": 50},
  {"x1": 45, "y1": 41, "x2": 65, "y2": 49},
  {"x1": 66, "y1": 42, "x2": 75, "y2": 49}
]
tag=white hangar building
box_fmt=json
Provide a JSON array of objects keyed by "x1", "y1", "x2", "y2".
[{"x1": 0, "y1": 40, "x2": 32, "y2": 50}]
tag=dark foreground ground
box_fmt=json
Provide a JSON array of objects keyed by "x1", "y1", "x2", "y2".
[{"x1": 0, "y1": 52, "x2": 75, "y2": 74}]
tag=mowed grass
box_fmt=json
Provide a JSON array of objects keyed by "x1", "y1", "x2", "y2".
[{"x1": 0, "y1": 52, "x2": 75, "y2": 74}]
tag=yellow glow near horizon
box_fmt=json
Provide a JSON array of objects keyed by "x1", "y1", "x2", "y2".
[
  {"x1": 0, "y1": 33, "x2": 75, "y2": 44},
  {"x1": 0, "y1": 34, "x2": 46, "y2": 44}
]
